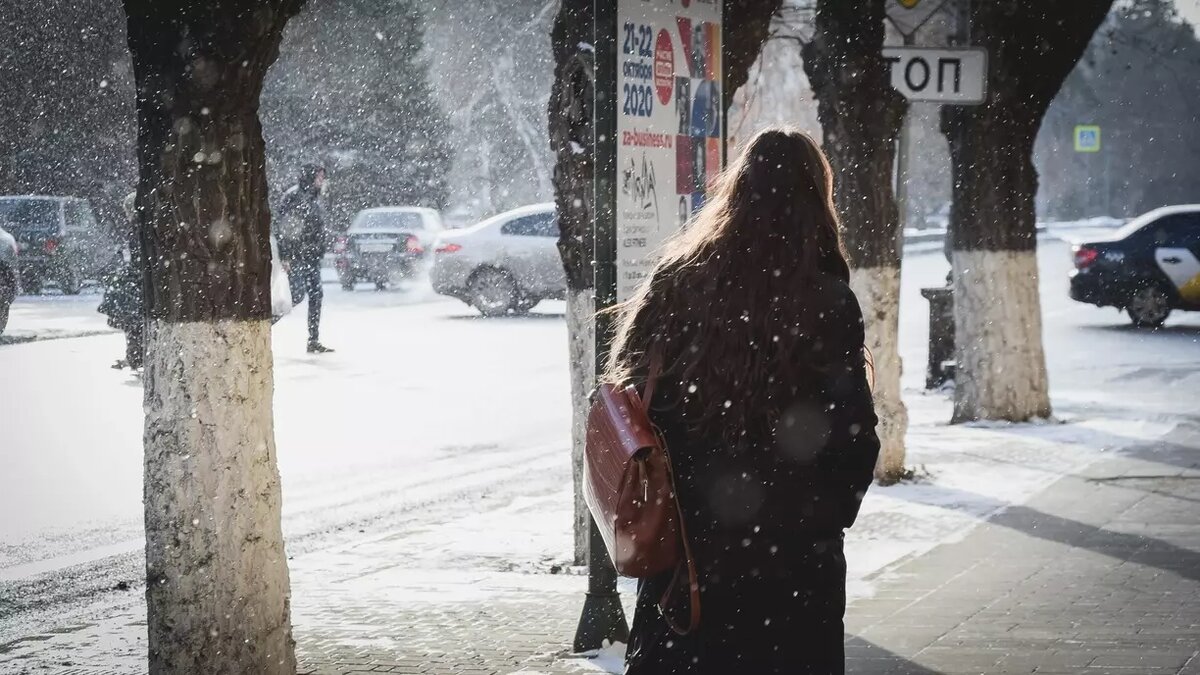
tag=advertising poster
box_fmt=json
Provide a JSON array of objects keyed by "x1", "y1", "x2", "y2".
[{"x1": 616, "y1": 0, "x2": 723, "y2": 301}]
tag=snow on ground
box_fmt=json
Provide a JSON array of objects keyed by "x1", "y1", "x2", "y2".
[
  {"x1": 568, "y1": 642, "x2": 628, "y2": 673},
  {"x1": 2, "y1": 277, "x2": 573, "y2": 562},
  {"x1": 1, "y1": 234, "x2": 1197, "y2": 672},
  {"x1": 0, "y1": 289, "x2": 115, "y2": 345}
]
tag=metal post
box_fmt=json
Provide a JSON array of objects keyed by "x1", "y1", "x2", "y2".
[
  {"x1": 574, "y1": 0, "x2": 630, "y2": 653},
  {"x1": 1104, "y1": 138, "x2": 1112, "y2": 218},
  {"x1": 895, "y1": 120, "x2": 909, "y2": 230},
  {"x1": 944, "y1": 0, "x2": 971, "y2": 271},
  {"x1": 895, "y1": 33, "x2": 915, "y2": 237}
]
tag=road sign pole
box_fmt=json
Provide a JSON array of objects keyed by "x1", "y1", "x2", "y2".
[
  {"x1": 895, "y1": 32, "x2": 915, "y2": 238},
  {"x1": 1073, "y1": 125, "x2": 1103, "y2": 215},
  {"x1": 574, "y1": 0, "x2": 630, "y2": 652},
  {"x1": 1104, "y1": 141, "x2": 1112, "y2": 217}
]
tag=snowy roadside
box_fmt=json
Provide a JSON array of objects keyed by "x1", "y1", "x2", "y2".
[
  {"x1": 0, "y1": 219, "x2": 1124, "y2": 342},
  {"x1": 0, "y1": 291, "x2": 116, "y2": 344},
  {"x1": 901, "y1": 219, "x2": 1126, "y2": 256},
  {"x1": 2, "y1": 383, "x2": 1182, "y2": 674}
]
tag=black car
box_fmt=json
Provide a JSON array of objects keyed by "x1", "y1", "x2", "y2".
[
  {"x1": 0, "y1": 196, "x2": 118, "y2": 294},
  {"x1": 1069, "y1": 205, "x2": 1200, "y2": 327}
]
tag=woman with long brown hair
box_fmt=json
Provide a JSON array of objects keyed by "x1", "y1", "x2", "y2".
[{"x1": 608, "y1": 128, "x2": 880, "y2": 674}]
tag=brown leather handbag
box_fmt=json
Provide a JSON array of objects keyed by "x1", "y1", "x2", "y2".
[{"x1": 583, "y1": 353, "x2": 701, "y2": 634}]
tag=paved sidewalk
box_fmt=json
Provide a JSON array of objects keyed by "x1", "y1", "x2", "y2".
[
  {"x1": 288, "y1": 430, "x2": 1200, "y2": 675},
  {"x1": 293, "y1": 571, "x2": 601, "y2": 675},
  {"x1": 843, "y1": 431, "x2": 1200, "y2": 675}
]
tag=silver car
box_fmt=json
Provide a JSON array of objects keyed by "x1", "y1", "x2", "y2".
[{"x1": 431, "y1": 203, "x2": 565, "y2": 316}]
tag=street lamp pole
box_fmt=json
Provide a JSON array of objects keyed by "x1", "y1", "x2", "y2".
[{"x1": 574, "y1": 0, "x2": 629, "y2": 653}]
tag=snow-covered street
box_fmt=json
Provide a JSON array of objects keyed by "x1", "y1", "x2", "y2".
[
  {"x1": 1, "y1": 277, "x2": 575, "y2": 592},
  {"x1": 1, "y1": 237, "x2": 1198, "y2": 672}
]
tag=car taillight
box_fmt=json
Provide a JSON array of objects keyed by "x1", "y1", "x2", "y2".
[
  {"x1": 436, "y1": 243, "x2": 462, "y2": 254},
  {"x1": 333, "y1": 235, "x2": 348, "y2": 253},
  {"x1": 1073, "y1": 246, "x2": 1099, "y2": 269},
  {"x1": 43, "y1": 238, "x2": 59, "y2": 254},
  {"x1": 405, "y1": 235, "x2": 424, "y2": 254}
]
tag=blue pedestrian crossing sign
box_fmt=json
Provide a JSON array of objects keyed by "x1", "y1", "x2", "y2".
[{"x1": 1074, "y1": 125, "x2": 1101, "y2": 152}]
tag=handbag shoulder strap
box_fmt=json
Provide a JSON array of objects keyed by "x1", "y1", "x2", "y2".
[
  {"x1": 640, "y1": 342, "x2": 701, "y2": 634},
  {"x1": 658, "y1": 441, "x2": 701, "y2": 635},
  {"x1": 863, "y1": 345, "x2": 876, "y2": 393},
  {"x1": 642, "y1": 346, "x2": 662, "y2": 410}
]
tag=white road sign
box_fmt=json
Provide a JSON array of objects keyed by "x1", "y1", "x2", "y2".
[
  {"x1": 615, "y1": 0, "x2": 723, "y2": 301},
  {"x1": 883, "y1": 47, "x2": 987, "y2": 104}
]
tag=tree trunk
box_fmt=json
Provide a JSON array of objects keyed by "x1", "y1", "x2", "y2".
[
  {"x1": 123, "y1": 2, "x2": 302, "y2": 672},
  {"x1": 549, "y1": 0, "x2": 783, "y2": 563},
  {"x1": 803, "y1": 0, "x2": 910, "y2": 482},
  {"x1": 723, "y1": 0, "x2": 784, "y2": 113},
  {"x1": 941, "y1": 0, "x2": 1113, "y2": 423},
  {"x1": 945, "y1": 116, "x2": 1048, "y2": 423},
  {"x1": 143, "y1": 322, "x2": 292, "y2": 674}
]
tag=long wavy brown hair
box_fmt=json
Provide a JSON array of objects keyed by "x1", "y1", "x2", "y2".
[{"x1": 604, "y1": 127, "x2": 851, "y2": 444}]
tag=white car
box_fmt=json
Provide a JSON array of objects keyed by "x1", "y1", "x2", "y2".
[{"x1": 431, "y1": 203, "x2": 566, "y2": 316}]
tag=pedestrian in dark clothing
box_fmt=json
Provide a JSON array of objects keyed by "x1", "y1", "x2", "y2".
[
  {"x1": 277, "y1": 163, "x2": 334, "y2": 353},
  {"x1": 98, "y1": 191, "x2": 145, "y2": 370},
  {"x1": 606, "y1": 128, "x2": 881, "y2": 674}
]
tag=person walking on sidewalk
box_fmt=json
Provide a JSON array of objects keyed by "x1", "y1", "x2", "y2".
[
  {"x1": 98, "y1": 191, "x2": 145, "y2": 370},
  {"x1": 277, "y1": 163, "x2": 334, "y2": 353},
  {"x1": 607, "y1": 128, "x2": 881, "y2": 674}
]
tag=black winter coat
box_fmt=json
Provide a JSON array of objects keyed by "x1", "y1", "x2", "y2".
[
  {"x1": 277, "y1": 186, "x2": 326, "y2": 261},
  {"x1": 625, "y1": 275, "x2": 880, "y2": 675}
]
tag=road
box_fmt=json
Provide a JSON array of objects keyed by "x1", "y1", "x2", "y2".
[
  {"x1": 1, "y1": 237, "x2": 1197, "y2": 644},
  {"x1": 899, "y1": 237, "x2": 1200, "y2": 419}
]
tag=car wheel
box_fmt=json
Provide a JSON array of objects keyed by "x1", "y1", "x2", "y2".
[
  {"x1": 513, "y1": 296, "x2": 539, "y2": 314},
  {"x1": 340, "y1": 274, "x2": 356, "y2": 291},
  {"x1": 391, "y1": 258, "x2": 413, "y2": 282},
  {"x1": 22, "y1": 276, "x2": 43, "y2": 295},
  {"x1": 1126, "y1": 284, "x2": 1171, "y2": 328},
  {"x1": 58, "y1": 267, "x2": 83, "y2": 295},
  {"x1": 469, "y1": 268, "x2": 517, "y2": 317}
]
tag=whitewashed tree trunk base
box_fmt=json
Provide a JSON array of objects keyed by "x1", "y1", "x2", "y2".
[
  {"x1": 951, "y1": 249, "x2": 1052, "y2": 423},
  {"x1": 143, "y1": 320, "x2": 295, "y2": 675},
  {"x1": 849, "y1": 266, "x2": 908, "y2": 482},
  {"x1": 565, "y1": 289, "x2": 595, "y2": 566}
]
